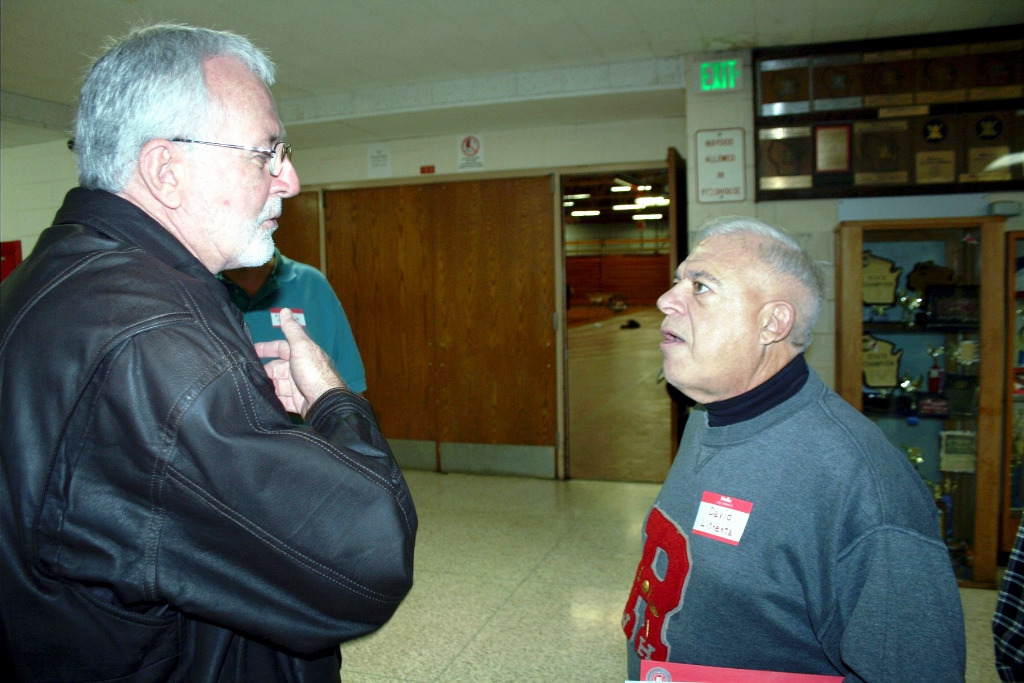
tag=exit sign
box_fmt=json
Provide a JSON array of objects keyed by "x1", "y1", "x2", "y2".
[{"x1": 699, "y1": 59, "x2": 742, "y2": 92}]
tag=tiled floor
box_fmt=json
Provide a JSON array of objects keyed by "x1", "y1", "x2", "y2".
[{"x1": 340, "y1": 470, "x2": 1002, "y2": 682}]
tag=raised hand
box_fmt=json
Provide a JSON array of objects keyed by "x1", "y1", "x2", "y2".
[{"x1": 254, "y1": 308, "x2": 346, "y2": 417}]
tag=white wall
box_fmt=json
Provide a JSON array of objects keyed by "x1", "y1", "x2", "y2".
[
  {"x1": 3, "y1": 53, "x2": 1021, "y2": 391},
  {"x1": 294, "y1": 117, "x2": 688, "y2": 187},
  {"x1": 0, "y1": 138, "x2": 78, "y2": 256},
  {"x1": 0, "y1": 116, "x2": 687, "y2": 249}
]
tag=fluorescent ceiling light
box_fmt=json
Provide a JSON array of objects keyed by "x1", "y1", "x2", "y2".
[
  {"x1": 563, "y1": 201, "x2": 575, "y2": 207},
  {"x1": 563, "y1": 193, "x2": 590, "y2": 200},
  {"x1": 636, "y1": 196, "x2": 670, "y2": 207},
  {"x1": 632, "y1": 213, "x2": 663, "y2": 220},
  {"x1": 614, "y1": 204, "x2": 641, "y2": 211},
  {"x1": 610, "y1": 186, "x2": 632, "y2": 192},
  {"x1": 571, "y1": 210, "x2": 601, "y2": 217}
]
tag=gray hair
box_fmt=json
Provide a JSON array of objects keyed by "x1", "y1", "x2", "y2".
[
  {"x1": 74, "y1": 23, "x2": 276, "y2": 192},
  {"x1": 694, "y1": 215, "x2": 825, "y2": 350}
]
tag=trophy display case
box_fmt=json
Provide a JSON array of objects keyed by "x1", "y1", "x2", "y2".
[
  {"x1": 836, "y1": 216, "x2": 1006, "y2": 586},
  {"x1": 1004, "y1": 231, "x2": 1024, "y2": 556}
]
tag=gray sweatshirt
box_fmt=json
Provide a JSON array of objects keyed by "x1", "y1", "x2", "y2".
[{"x1": 624, "y1": 370, "x2": 965, "y2": 681}]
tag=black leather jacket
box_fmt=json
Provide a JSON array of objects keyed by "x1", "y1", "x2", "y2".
[{"x1": 0, "y1": 189, "x2": 417, "y2": 682}]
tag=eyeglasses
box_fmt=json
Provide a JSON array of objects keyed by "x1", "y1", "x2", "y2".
[{"x1": 171, "y1": 138, "x2": 293, "y2": 176}]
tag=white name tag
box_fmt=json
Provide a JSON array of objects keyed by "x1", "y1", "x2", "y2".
[
  {"x1": 270, "y1": 308, "x2": 306, "y2": 327},
  {"x1": 692, "y1": 491, "x2": 753, "y2": 546}
]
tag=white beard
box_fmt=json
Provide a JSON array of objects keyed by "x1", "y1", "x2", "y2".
[{"x1": 225, "y1": 197, "x2": 282, "y2": 268}]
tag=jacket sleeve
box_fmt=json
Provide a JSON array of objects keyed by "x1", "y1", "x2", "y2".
[
  {"x1": 33, "y1": 307, "x2": 416, "y2": 655},
  {"x1": 831, "y1": 526, "x2": 965, "y2": 682},
  {"x1": 150, "y1": 352, "x2": 417, "y2": 654}
]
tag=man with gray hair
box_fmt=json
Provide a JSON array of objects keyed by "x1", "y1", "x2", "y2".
[
  {"x1": 622, "y1": 216, "x2": 964, "y2": 681},
  {"x1": 0, "y1": 24, "x2": 416, "y2": 681}
]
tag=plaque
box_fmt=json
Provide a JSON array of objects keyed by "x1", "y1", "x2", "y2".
[
  {"x1": 914, "y1": 46, "x2": 968, "y2": 104},
  {"x1": 854, "y1": 119, "x2": 910, "y2": 185},
  {"x1": 758, "y1": 126, "x2": 812, "y2": 189},
  {"x1": 970, "y1": 146, "x2": 1012, "y2": 181},
  {"x1": 862, "y1": 251, "x2": 901, "y2": 305},
  {"x1": 863, "y1": 50, "x2": 916, "y2": 107},
  {"x1": 759, "y1": 58, "x2": 811, "y2": 116},
  {"x1": 926, "y1": 285, "x2": 980, "y2": 328},
  {"x1": 968, "y1": 43, "x2": 1023, "y2": 101},
  {"x1": 919, "y1": 396, "x2": 950, "y2": 418},
  {"x1": 961, "y1": 111, "x2": 1015, "y2": 182},
  {"x1": 914, "y1": 115, "x2": 959, "y2": 184},
  {"x1": 940, "y1": 430, "x2": 977, "y2": 473},
  {"x1": 815, "y1": 124, "x2": 851, "y2": 173},
  {"x1": 863, "y1": 389, "x2": 893, "y2": 413},
  {"x1": 811, "y1": 54, "x2": 863, "y2": 111},
  {"x1": 907, "y1": 261, "x2": 956, "y2": 293},
  {"x1": 862, "y1": 334, "x2": 902, "y2": 389}
]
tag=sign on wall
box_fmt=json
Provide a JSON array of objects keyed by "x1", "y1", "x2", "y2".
[
  {"x1": 457, "y1": 134, "x2": 484, "y2": 172},
  {"x1": 367, "y1": 142, "x2": 392, "y2": 178},
  {"x1": 1, "y1": 240, "x2": 22, "y2": 282},
  {"x1": 695, "y1": 128, "x2": 746, "y2": 203}
]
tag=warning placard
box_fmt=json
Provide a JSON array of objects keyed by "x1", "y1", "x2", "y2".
[
  {"x1": 457, "y1": 134, "x2": 484, "y2": 172},
  {"x1": 696, "y1": 128, "x2": 745, "y2": 203}
]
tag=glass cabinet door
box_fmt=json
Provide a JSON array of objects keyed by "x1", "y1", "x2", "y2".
[{"x1": 836, "y1": 217, "x2": 1005, "y2": 586}]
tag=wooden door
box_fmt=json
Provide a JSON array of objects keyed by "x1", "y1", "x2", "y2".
[
  {"x1": 324, "y1": 185, "x2": 436, "y2": 439},
  {"x1": 431, "y1": 177, "x2": 556, "y2": 447},
  {"x1": 324, "y1": 177, "x2": 556, "y2": 470},
  {"x1": 276, "y1": 191, "x2": 321, "y2": 270}
]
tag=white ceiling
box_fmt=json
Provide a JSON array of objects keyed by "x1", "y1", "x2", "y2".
[{"x1": 1, "y1": 0, "x2": 1021, "y2": 149}]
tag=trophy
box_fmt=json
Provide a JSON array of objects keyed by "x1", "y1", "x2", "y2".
[
  {"x1": 902, "y1": 444, "x2": 924, "y2": 470},
  {"x1": 952, "y1": 338, "x2": 979, "y2": 372},
  {"x1": 926, "y1": 345, "x2": 945, "y2": 394},
  {"x1": 869, "y1": 303, "x2": 892, "y2": 322},
  {"x1": 896, "y1": 290, "x2": 924, "y2": 327},
  {"x1": 935, "y1": 477, "x2": 955, "y2": 545},
  {"x1": 899, "y1": 374, "x2": 923, "y2": 424}
]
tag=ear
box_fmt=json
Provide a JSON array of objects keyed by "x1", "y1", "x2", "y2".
[
  {"x1": 759, "y1": 300, "x2": 795, "y2": 345},
  {"x1": 137, "y1": 139, "x2": 183, "y2": 210}
]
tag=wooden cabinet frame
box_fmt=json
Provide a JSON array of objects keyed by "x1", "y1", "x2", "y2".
[
  {"x1": 1004, "y1": 231, "x2": 1024, "y2": 555},
  {"x1": 836, "y1": 215, "x2": 1006, "y2": 586}
]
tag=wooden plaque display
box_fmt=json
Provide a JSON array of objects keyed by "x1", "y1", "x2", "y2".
[
  {"x1": 754, "y1": 25, "x2": 1023, "y2": 200},
  {"x1": 913, "y1": 114, "x2": 960, "y2": 184}
]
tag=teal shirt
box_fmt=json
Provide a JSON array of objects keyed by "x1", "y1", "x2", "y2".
[{"x1": 220, "y1": 251, "x2": 367, "y2": 393}]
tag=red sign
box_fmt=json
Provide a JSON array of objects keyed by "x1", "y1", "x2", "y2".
[{"x1": 1, "y1": 240, "x2": 22, "y2": 282}]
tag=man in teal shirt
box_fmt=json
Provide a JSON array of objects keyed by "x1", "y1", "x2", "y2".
[{"x1": 221, "y1": 250, "x2": 367, "y2": 394}]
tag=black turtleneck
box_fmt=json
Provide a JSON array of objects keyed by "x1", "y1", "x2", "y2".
[{"x1": 705, "y1": 354, "x2": 809, "y2": 427}]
